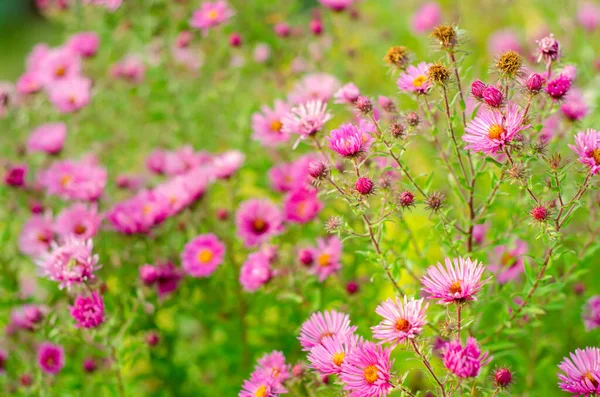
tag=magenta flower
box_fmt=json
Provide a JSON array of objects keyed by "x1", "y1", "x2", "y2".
[
  {"x1": 48, "y1": 76, "x2": 92, "y2": 113},
  {"x1": 463, "y1": 102, "x2": 529, "y2": 155},
  {"x1": 27, "y1": 122, "x2": 67, "y2": 155},
  {"x1": 54, "y1": 203, "x2": 101, "y2": 240},
  {"x1": 318, "y1": 0, "x2": 353, "y2": 12},
  {"x1": 268, "y1": 156, "x2": 314, "y2": 192},
  {"x1": 190, "y1": 1, "x2": 235, "y2": 36},
  {"x1": 489, "y1": 239, "x2": 528, "y2": 284},
  {"x1": 583, "y1": 296, "x2": 600, "y2": 331},
  {"x1": 236, "y1": 199, "x2": 284, "y2": 247},
  {"x1": 340, "y1": 340, "x2": 393, "y2": 397},
  {"x1": 298, "y1": 310, "x2": 357, "y2": 351},
  {"x1": 536, "y1": 33, "x2": 561, "y2": 64},
  {"x1": 561, "y1": 90, "x2": 589, "y2": 121},
  {"x1": 111, "y1": 55, "x2": 145, "y2": 84},
  {"x1": 442, "y1": 337, "x2": 491, "y2": 378},
  {"x1": 397, "y1": 62, "x2": 431, "y2": 94},
  {"x1": 288, "y1": 73, "x2": 340, "y2": 105},
  {"x1": 106, "y1": 190, "x2": 170, "y2": 235},
  {"x1": 37, "y1": 237, "x2": 100, "y2": 290},
  {"x1": 327, "y1": 123, "x2": 367, "y2": 158},
  {"x1": 472, "y1": 223, "x2": 489, "y2": 245},
  {"x1": 0, "y1": 349, "x2": 6, "y2": 374},
  {"x1": 239, "y1": 371, "x2": 287, "y2": 397},
  {"x1": 239, "y1": 251, "x2": 272, "y2": 292},
  {"x1": 67, "y1": 32, "x2": 100, "y2": 58},
  {"x1": 411, "y1": 2, "x2": 441, "y2": 34},
  {"x1": 334, "y1": 83, "x2": 360, "y2": 104},
  {"x1": 181, "y1": 233, "x2": 225, "y2": 277},
  {"x1": 546, "y1": 74, "x2": 571, "y2": 100},
  {"x1": 310, "y1": 237, "x2": 342, "y2": 282},
  {"x1": 252, "y1": 100, "x2": 291, "y2": 147},
  {"x1": 37, "y1": 342, "x2": 65, "y2": 375},
  {"x1": 19, "y1": 214, "x2": 54, "y2": 256},
  {"x1": 5, "y1": 164, "x2": 27, "y2": 187},
  {"x1": 38, "y1": 46, "x2": 82, "y2": 87},
  {"x1": 212, "y1": 150, "x2": 245, "y2": 179},
  {"x1": 487, "y1": 29, "x2": 522, "y2": 56},
  {"x1": 69, "y1": 292, "x2": 105, "y2": 329},
  {"x1": 140, "y1": 262, "x2": 182, "y2": 298},
  {"x1": 281, "y1": 100, "x2": 332, "y2": 139},
  {"x1": 421, "y1": 257, "x2": 489, "y2": 304},
  {"x1": 283, "y1": 188, "x2": 322, "y2": 224},
  {"x1": 16, "y1": 72, "x2": 42, "y2": 95},
  {"x1": 372, "y1": 296, "x2": 428, "y2": 346},
  {"x1": 254, "y1": 351, "x2": 291, "y2": 385},
  {"x1": 558, "y1": 347, "x2": 600, "y2": 396},
  {"x1": 569, "y1": 129, "x2": 600, "y2": 175},
  {"x1": 8, "y1": 304, "x2": 45, "y2": 332},
  {"x1": 308, "y1": 334, "x2": 361, "y2": 375},
  {"x1": 39, "y1": 157, "x2": 107, "y2": 201},
  {"x1": 578, "y1": 2, "x2": 600, "y2": 32}
]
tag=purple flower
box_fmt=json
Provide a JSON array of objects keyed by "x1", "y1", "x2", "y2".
[
  {"x1": 334, "y1": 83, "x2": 360, "y2": 104},
  {"x1": 251, "y1": 100, "x2": 291, "y2": 147},
  {"x1": 482, "y1": 86, "x2": 503, "y2": 108},
  {"x1": 283, "y1": 188, "x2": 323, "y2": 224},
  {"x1": 569, "y1": 129, "x2": 600, "y2": 175},
  {"x1": 308, "y1": 334, "x2": 361, "y2": 376},
  {"x1": 69, "y1": 292, "x2": 105, "y2": 329},
  {"x1": 546, "y1": 74, "x2": 572, "y2": 100},
  {"x1": 340, "y1": 340, "x2": 393, "y2": 397},
  {"x1": 19, "y1": 214, "x2": 54, "y2": 256},
  {"x1": 181, "y1": 233, "x2": 225, "y2": 277},
  {"x1": 54, "y1": 203, "x2": 102, "y2": 240},
  {"x1": 310, "y1": 237, "x2": 342, "y2": 282},
  {"x1": 558, "y1": 347, "x2": 600, "y2": 396},
  {"x1": 442, "y1": 337, "x2": 491, "y2": 378},
  {"x1": 38, "y1": 157, "x2": 107, "y2": 201},
  {"x1": 583, "y1": 296, "x2": 600, "y2": 331},
  {"x1": 236, "y1": 199, "x2": 284, "y2": 247},
  {"x1": 140, "y1": 262, "x2": 182, "y2": 298},
  {"x1": 536, "y1": 33, "x2": 561, "y2": 64},
  {"x1": 561, "y1": 89, "x2": 589, "y2": 121},
  {"x1": 524, "y1": 73, "x2": 545, "y2": 94},
  {"x1": 470, "y1": 80, "x2": 487, "y2": 99},
  {"x1": 37, "y1": 342, "x2": 65, "y2": 375},
  {"x1": 372, "y1": 296, "x2": 428, "y2": 346},
  {"x1": 5, "y1": 164, "x2": 27, "y2": 187},
  {"x1": 421, "y1": 257, "x2": 489, "y2": 304},
  {"x1": 327, "y1": 123, "x2": 367, "y2": 158}
]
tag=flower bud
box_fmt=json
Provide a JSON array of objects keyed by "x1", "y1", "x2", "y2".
[
  {"x1": 482, "y1": 86, "x2": 503, "y2": 107},
  {"x1": 494, "y1": 368, "x2": 513, "y2": 388},
  {"x1": 228, "y1": 32, "x2": 242, "y2": 47},
  {"x1": 308, "y1": 160, "x2": 329, "y2": 180},
  {"x1": 309, "y1": 19, "x2": 323, "y2": 36},
  {"x1": 525, "y1": 73, "x2": 545, "y2": 94},
  {"x1": 355, "y1": 177, "x2": 374, "y2": 195},
  {"x1": 470, "y1": 80, "x2": 487, "y2": 99},
  {"x1": 355, "y1": 96, "x2": 373, "y2": 114}
]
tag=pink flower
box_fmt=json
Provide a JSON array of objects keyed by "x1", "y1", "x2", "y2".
[
  {"x1": 239, "y1": 372, "x2": 287, "y2": 397},
  {"x1": 139, "y1": 262, "x2": 182, "y2": 297},
  {"x1": 69, "y1": 292, "x2": 104, "y2": 329},
  {"x1": 181, "y1": 233, "x2": 225, "y2": 277},
  {"x1": 16, "y1": 72, "x2": 42, "y2": 95},
  {"x1": 26, "y1": 43, "x2": 50, "y2": 72},
  {"x1": 327, "y1": 123, "x2": 367, "y2": 158},
  {"x1": 106, "y1": 190, "x2": 170, "y2": 234},
  {"x1": 561, "y1": 89, "x2": 589, "y2": 121},
  {"x1": 39, "y1": 157, "x2": 107, "y2": 201},
  {"x1": 540, "y1": 114, "x2": 561, "y2": 142},
  {"x1": 281, "y1": 100, "x2": 332, "y2": 139},
  {"x1": 268, "y1": 161, "x2": 308, "y2": 193},
  {"x1": 421, "y1": 257, "x2": 489, "y2": 304},
  {"x1": 252, "y1": 100, "x2": 291, "y2": 147},
  {"x1": 569, "y1": 129, "x2": 600, "y2": 175},
  {"x1": 318, "y1": 0, "x2": 353, "y2": 12},
  {"x1": 308, "y1": 334, "x2": 361, "y2": 375},
  {"x1": 340, "y1": 340, "x2": 393, "y2": 397},
  {"x1": 67, "y1": 32, "x2": 100, "y2": 58},
  {"x1": 54, "y1": 203, "x2": 101, "y2": 240},
  {"x1": 27, "y1": 122, "x2": 67, "y2": 155},
  {"x1": 5, "y1": 164, "x2": 27, "y2": 187},
  {"x1": 8, "y1": 304, "x2": 45, "y2": 332},
  {"x1": 372, "y1": 296, "x2": 428, "y2": 346},
  {"x1": 283, "y1": 188, "x2": 322, "y2": 224},
  {"x1": 334, "y1": 83, "x2": 360, "y2": 104},
  {"x1": 48, "y1": 76, "x2": 92, "y2": 113},
  {"x1": 288, "y1": 73, "x2": 340, "y2": 104},
  {"x1": 19, "y1": 214, "x2": 54, "y2": 256},
  {"x1": 411, "y1": 2, "x2": 441, "y2": 34},
  {"x1": 536, "y1": 33, "x2": 561, "y2": 64},
  {"x1": 239, "y1": 251, "x2": 272, "y2": 292},
  {"x1": 578, "y1": 2, "x2": 600, "y2": 32},
  {"x1": 397, "y1": 62, "x2": 431, "y2": 94},
  {"x1": 487, "y1": 29, "x2": 522, "y2": 56},
  {"x1": 38, "y1": 46, "x2": 82, "y2": 87},
  {"x1": 442, "y1": 337, "x2": 491, "y2": 378},
  {"x1": 463, "y1": 102, "x2": 529, "y2": 155},
  {"x1": 298, "y1": 310, "x2": 357, "y2": 351},
  {"x1": 254, "y1": 351, "x2": 291, "y2": 385},
  {"x1": 310, "y1": 237, "x2": 342, "y2": 282},
  {"x1": 489, "y1": 239, "x2": 528, "y2": 284},
  {"x1": 472, "y1": 223, "x2": 489, "y2": 245},
  {"x1": 111, "y1": 55, "x2": 145, "y2": 84},
  {"x1": 0, "y1": 350, "x2": 6, "y2": 373},
  {"x1": 37, "y1": 237, "x2": 100, "y2": 290},
  {"x1": 83, "y1": 0, "x2": 122, "y2": 11},
  {"x1": 190, "y1": 1, "x2": 235, "y2": 36},
  {"x1": 253, "y1": 43, "x2": 271, "y2": 63},
  {"x1": 546, "y1": 74, "x2": 572, "y2": 100},
  {"x1": 583, "y1": 296, "x2": 600, "y2": 331},
  {"x1": 236, "y1": 199, "x2": 284, "y2": 247},
  {"x1": 558, "y1": 347, "x2": 600, "y2": 396},
  {"x1": 37, "y1": 342, "x2": 65, "y2": 375},
  {"x1": 212, "y1": 150, "x2": 244, "y2": 179}
]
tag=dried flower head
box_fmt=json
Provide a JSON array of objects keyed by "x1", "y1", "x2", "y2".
[
  {"x1": 325, "y1": 216, "x2": 343, "y2": 233},
  {"x1": 355, "y1": 96, "x2": 373, "y2": 114},
  {"x1": 431, "y1": 24, "x2": 457, "y2": 49},
  {"x1": 397, "y1": 190, "x2": 416, "y2": 209},
  {"x1": 384, "y1": 46, "x2": 409, "y2": 69},
  {"x1": 427, "y1": 63, "x2": 451, "y2": 86},
  {"x1": 425, "y1": 191, "x2": 445, "y2": 212},
  {"x1": 548, "y1": 152, "x2": 562, "y2": 170},
  {"x1": 507, "y1": 163, "x2": 527, "y2": 182},
  {"x1": 405, "y1": 112, "x2": 421, "y2": 127},
  {"x1": 390, "y1": 121, "x2": 406, "y2": 139},
  {"x1": 496, "y1": 50, "x2": 523, "y2": 78}
]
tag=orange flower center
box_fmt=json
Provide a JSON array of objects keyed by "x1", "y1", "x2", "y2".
[
  {"x1": 413, "y1": 75, "x2": 426, "y2": 87},
  {"x1": 395, "y1": 318, "x2": 411, "y2": 332},
  {"x1": 584, "y1": 372, "x2": 599, "y2": 387},
  {"x1": 37, "y1": 233, "x2": 50, "y2": 243},
  {"x1": 501, "y1": 252, "x2": 515, "y2": 267},
  {"x1": 449, "y1": 281, "x2": 462, "y2": 294},
  {"x1": 252, "y1": 218, "x2": 267, "y2": 233},
  {"x1": 319, "y1": 331, "x2": 333, "y2": 341},
  {"x1": 197, "y1": 249, "x2": 213, "y2": 263},
  {"x1": 60, "y1": 174, "x2": 72, "y2": 187},
  {"x1": 332, "y1": 352, "x2": 345, "y2": 367},
  {"x1": 143, "y1": 204, "x2": 153, "y2": 215},
  {"x1": 363, "y1": 365, "x2": 379, "y2": 384},
  {"x1": 254, "y1": 385, "x2": 267, "y2": 397},
  {"x1": 591, "y1": 149, "x2": 600, "y2": 165},
  {"x1": 207, "y1": 10, "x2": 219, "y2": 20},
  {"x1": 317, "y1": 253, "x2": 331, "y2": 267},
  {"x1": 488, "y1": 124, "x2": 505, "y2": 140},
  {"x1": 74, "y1": 224, "x2": 87, "y2": 235},
  {"x1": 55, "y1": 66, "x2": 66, "y2": 77},
  {"x1": 270, "y1": 120, "x2": 283, "y2": 132}
]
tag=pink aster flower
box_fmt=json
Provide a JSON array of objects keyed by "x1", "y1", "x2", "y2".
[
  {"x1": 181, "y1": 233, "x2": 225, "y2": 277},
  {"x1": 397, "y1": 62, "x2": 431, "y2": 94},
  {"x1": 298, "y1": 310, "x2": 357, "y2": 351},
  {"x1": 578, "y1": 2, "x2": 600, "y2": 32},
  {"x1": 37, "y1": 342, "x2": 65, "y2": 375},
  {"x1": 372, "y1": 296, "x2": 428, "y2": 346},
  {"x1": 463, "y1": 102, "x2": 529, "y2": 155},
  {"x1": 27, "y1": 43, "x2": 50, "y2": 72},
  {"x1": 239, "y1": 251, "x2": 272, "y2": 292},
  {"x1": 141, "y1": 262, "x2": 183, "y2": 298},
  {"x1": 212, "y1": 150, "x2": 244, "y2": 179},
  {"x1": 190, "y1": 1, "x2": 235, "y2": 36},
  {"x1": 236, "y1": 199, "x2": 284, "y2": 247},
  {"x1": 27, "y1": 122, "x2": 67, "y2": 155},
  {"x1": 19, "y1": 214, "x2": 54, "y2": 256},
  {"x1": 8, "y1": 304, "x2": 45, "y2": 332},
  {"x1": 327, "y1": 123, "x2": 367, "y2": 158},
  {"x1": 442, "y1": 337, "x2": 491, "y2": 378},
  {"x1": 239, "y1": 371, "x2": 287, "y2": 397},
  {"x1": 308, "y1": 334, "x2": 361, "y2": 375},
  {"x1": 546, "y1": 74, "x2": 572, "y2": 100},
  {"x1": 310, "y1": 237, "x2": 342, "y2": 282},
  {"x1": 318, "y1": 0, "x2": 353, "y2": 12},
  {"x1": 269, "y1": 163, "x2": 301, "y2": 193},
  {"x1": 340, "y1": 340, "x2": 393, "y2": 397},
  {"x1": 37, "y1": 237, "x2": 100, "y2": 290},
  {"x1": 411, "y1": 2, "x2": 441, "y2": 34},
  {"x1": 252, "y1": 100, "x2": 291, "y2": 147},
  {"x1": 558, "y1": 347, "x2": 600, "y2": 396},
  {"x1": 334, "y1": 83, "x2": 360, "y2": 104},
  {"x1": 67, "y1": 32, "x2": 100, "y2": 58},
  {"x1": 54, "y1": 203, "x2": 101, "y2": 240},
  {"x1": 16, "y1": 72, "x2": 42, "y2": 95},
  {"x1": 288, "y1": 73, "x2": 340, "y2": 104},
  {"x1": 39, "y1": 157, "x2": 107, "y2": 201},
  {"x1": 421, "y1": 257, "x2": 489, "y2": 304},
  {"x1": 48, "y1": 76, "x2": 92, "y2": 113},
  {"x1": 69, "y1": 291, "x2": 105, "y2": 329},
  {"x1": 561, "y1": 89, "x2": 589, "y2": 122},
  {"x1": 5, "y1": 164, "x2": 27, "y2": 187},
  {"x1": 583, "y1": 296, "x2": 600, "y2": 331},
  {"x1": 472, "y1": 223, "x2": 489, "y2": 245},
  {"x1": 487, "y1": 29, "x2": 522, "y2": 56},
  {"x1": 569, "y1": 129, "x2": 600, "y2": 175},
  {"x1": 254, "y1": 351, "x2": 291, "y2": 385},
  {"x1": 38, "y1": 46, "x2": 82, "y2": 87},
  {"x1": 536, "y1": 33, "x2": 561, "y2": 64},
  {"x1": 283, "y1": 188, "x2": 322, "y2": 224},
  {"x1": 111, "y1": 55, "x2": 145, "y2": 84},
  {"x1": 106, "y1": 190, "x2": 170, "y2": 234},
  {"x1": 281, "y1": 100, "x2": 332, "y2": 140},
  {"x1": 489, "y1": 239, "x2": 528, "y2": 284}
]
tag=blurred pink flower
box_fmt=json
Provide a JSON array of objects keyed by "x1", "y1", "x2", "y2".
[
  {"x1": 19, "y1": 214, "x2": 54, "y2": 256},
  {"x1": 239, "y1": 251, "x2": 272, "y2": 292},
  {"x1": 54, "y1": 203, "x2": 101, "y2": 240},
  {"x1": 27, "y1": 122, "x2": 67, "y2": 155},
  {"x1": 236, "y1": 199, "x2": 284, "y2": 247},
  {"x1": 181, "y1": 233, "x2": 225, "y2": 277},
  {"x1": 284, "y1": 188, "x2": 322, "y2": 224},
  {"x1": 252, "y1": 100, "x2": 291, "y2": 147},
  {"x1": 48, "y1": 76, "x2": 92, "y2": 113},
  {"x1": 39, "y1": 157, "x2": 107, "y2": 201},
  {"x1": 487, "y1": 29, "x2": 522, "y2": 56},
  {"x1": 411, "y1": 2, "x2": 441, "y2": 34},
  {"x1": 489, "y1": 239, "x2": 528, "y2": 284},
  {"x1": 190, "y1": 1, "x2": 235, "y2": 36},
  {"x1": 69, "y1": 292, "x2": 105, "y2": 329},
  {"x1": 67, "y1": 32, "x2": 100, "y2": 58},
  {"x1": 37, "y1": 342, "x2": 65, "y2": 375}
]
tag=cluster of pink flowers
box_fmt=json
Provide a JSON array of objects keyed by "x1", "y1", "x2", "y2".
[
  {"x1": 139, "y1": 261, "x2": 183, "y2": 298},
  {"x1": 69, "y1": 292, "x2": 105, "y2": 329},
  {"x1": 298, "y1": 237, "x2": 343, "y2": 282}
]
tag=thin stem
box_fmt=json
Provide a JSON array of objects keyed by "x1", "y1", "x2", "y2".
[
  {"x1": 503, "y1": 148, "x2": 539, "y2": 204},
  {"x1": 557, "y1": 171, "x2": 593, "y2": 229},
  {"x1": 411, "y1": 340, "x2": 447, "y2": 397},
  {"x1": 448, "y1": 51, "x2": 467, "y2": 128},
  {"x1": 111, "y1": 346, "x2": 126, "y2": 397},
  {"x1": 441, "y1": 86, "x2": 470, "y2": 183},
  {"x1": 456, "y1": 304, "x2": 462, "y2": 339},
  {"x1": 383, "y1": 140, "x2": 427, "y2": 197}
]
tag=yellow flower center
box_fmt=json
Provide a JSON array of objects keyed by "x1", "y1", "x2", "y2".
[
  {"x1": 584, "y1": 372, "x2": 599, "y2": 387},
  {"x1": 317, "y1": 253, "x2": 331, "y2": 267},
  {"x1": 591, "y1": 149, "x2": 600, "y2": 165},
  {"x1": 449, "y1": 281, "x2": 462, "y2": 294},
  {"x1": 254, "y1": 385, "x2": 267, "y2": 397},
  {"x1": 488, "y1": 124, "x2": 505, "y2": 140},
  {"x1": 501, "y1": 252, "x2": 515, "y2": 267},
  {"x1": 74, "y1": 224, "x2": 87, "y2": 235},
  {"x1": 332, "y1": 352, "x2": 345, "y2": 366},
  {"x1": 252, "y1": 218, "x2": 267, "y2": 233},
  {"x1": 363, "y1": 365, "x2": 379, "y2": 384},
  {"x1": 60, "y1": 174, "x2": 72, "y2": 187},
  {"x1": 207, "y1": 10, "x2": 219, "y2": 20},
  {"x1": 270, "y1": 120, "x2": 283, "y2": 132},
  {"x1": 55, "y1": 66, "x2": 66, "y2": 77},
  {"x1": 143, "y1": 204, "x2": 153, "y2": 215},
  {"x1": 197, "y1": 249, "x2": 213, "y2": 263},
  {"x1": 37, "y1": 233, "x2": 50, "y2": 243},
  {"x1": 413, "y1": 75, "x2": 426, "y2": 87},
  {"x1": 395, "y1": 318, "x2": 411, "y2": 332}
]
